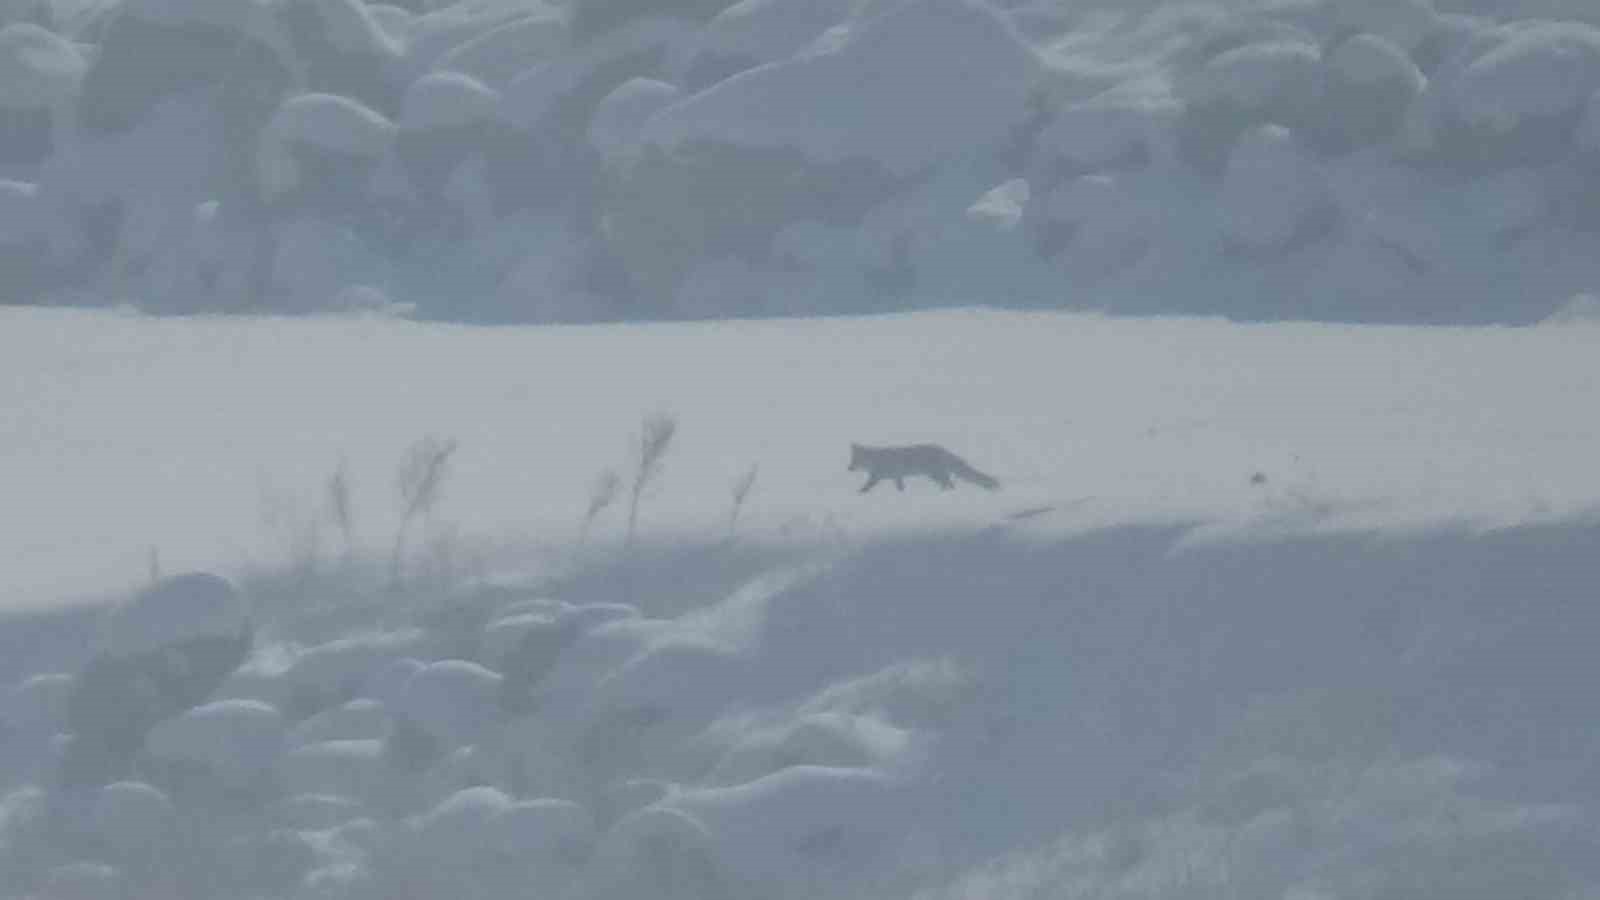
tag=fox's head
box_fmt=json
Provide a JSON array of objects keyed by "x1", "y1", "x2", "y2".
[{"x1": 848, "y1": 443, "x2": 864, "y2": 471}]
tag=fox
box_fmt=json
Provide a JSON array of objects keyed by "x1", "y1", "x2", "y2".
[{"x1": 848, "y1": 442, "x2": 1000, "y2": 493}]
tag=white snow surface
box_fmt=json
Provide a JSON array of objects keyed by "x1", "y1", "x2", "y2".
[{"x1": 4, "y1": 305, "x2": 1600, "y2": 611}]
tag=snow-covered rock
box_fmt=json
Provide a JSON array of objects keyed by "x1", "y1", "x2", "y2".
[
  {"x1": 40, "y1": 861, "x2": 123, "y2": 900},
  {"x1": 1317, "y1": 32, "x2": 1427, "y2": 153},
  {"x1": 97, "y1": 572, "x2": 248, "y2": 660},
  {"x1": 271, "y1": 791, "x2": 366, "y2": 830},
  {"x1": 1219, "y1": 124, "x2": 1332, "y2": 254},
  {"x1": 0, "y1": 23, "x2": 82, "y2": 167},
  {"x1": 481, "y1": 16, "x2": 690, "y2": 222},
  {"x1": 144, "y1": 698, "x2": 285, "y2": 786},
  {"x1": 432, "y1": 12, "x2": 567, "y2": 87},
  {"x1": 593, "y1": 765, "x2": 911, "y2": 900},
  {"x1": 393, "y1": 71, "x2": 498, "y2": 200},
  {"x1": 395, "y1": 659, "x2": 504, "y2": 747},
  {"x1": 1450, "y1": 23, "x2": 1600, "y2": 136},
  {"x1": 643, "y1": 0, "x2": 1041, "y2": 177},
  {"x1": 281, "y1": 629, "x2": 429, "y2": 714},
  {"x1": 588, "y1": 77, "x2": 680, "y2": 161},
  {"x1": 92, "y1": 780, "x2": 176, "y2": 858},
  {"x1": 1176, "y1": 39, "x2": 1324, "y2": 172},
  {"x1": 77, "y1": 0, "x2": 292, "y2": 137},
  {"x1": 276, "y1": 0, "x2": 404, "y2": 113},
  {"x1": 287, "y1": 698, "x2": 393, "y2": 748},
  {"x1": 4, "y1": 671, "x2": 72, "y2": 736},
  {"x1": 279, "y1": 738, "x2": 390, "y2": 801},
  {"x1": 59, "y1": 573, "x2": 252, "y2": 787},
  {"x1": 1030, "y1": 86, "x2": 1181, "y2": 182},
  {"x1": 1331, "y1": 0, "x2": 1438, "y2": 52},
  {"x1": 674, "y1": 0, "x2": 854, "y2": 89},
  {"x1": 259, "y1": 92, "x2": 396, "y2": 205}
]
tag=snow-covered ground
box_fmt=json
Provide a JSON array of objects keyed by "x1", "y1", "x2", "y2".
[
  {"x1": 7, "y1": 0, "x2": 1600, "y2": 896},
  {"x1": 8, "y1": 304, "x2": 1600, "y2": 611},
  {"x1": 3, "y1": 305, "x2": 1600, "y2": 899}
]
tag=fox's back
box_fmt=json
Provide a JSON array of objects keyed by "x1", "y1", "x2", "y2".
[{"x1": 853, "y1": 443, "x2": 956, "y2": 474}]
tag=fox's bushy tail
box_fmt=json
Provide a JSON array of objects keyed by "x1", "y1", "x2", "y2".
[{"x1": 952, "y1": 458, "x2": 1000, "y2": 490}]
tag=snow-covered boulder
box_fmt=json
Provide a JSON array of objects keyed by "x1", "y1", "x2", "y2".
[
  {"x1": 1458, "y1": 166, "x2": 1548, "y2": 242},
  {"x1": 92, "y1": 780, "x2": 176, "y2": 859},
  {"x1": 588, "y1": 77, "x2": 680, "y2": 161},
  {"x1": 1315, "y1": 33, "x2": 1427, "y2": 154},
  {"x1": 1434, "y1": 22, "x2": 1600, "y2": 168},
  {"x1": 60, "y1": 573, "x2": 251, "y2": 787},
  {"x1": 144, "y1": 698, "x2": 285, "y2": 788},
  {"x1": 398, "y1": 787, "x2": 596, "y2": 895},
  {"x1": 592, "y1": 765, "x2": 911, "y2": 900},
  {"x1": 271, "y1": 791, "x2": 365, "y2": 830},
  {"x1": 1030, "y1": 173, "x2": 1154, "y2": 276},
  {"x1": 40, "y1": 861, "x2": 123, "y2": 900},
  {"x1": 278, "y1": 738, "x2": 390, "y2": 802},
  {"x1": 395, "y1": 71, "x2": 498, "y2": 199},
  {"x1": 276, "y1": 0, "x2": 404, "y2": 114},
  {"x1": 432, "y1": 12, "x2": 567, "y2": 87},
  {"x1": 280, "y1": 629, "x2": 429, "y2": 717},
  {"x1": 77, "y1": 0, "x2": 292, "y2": 137},
  {"x1": 0, "y1": 23, "x2": 82, "y2": 170},
  {"x1": 673, "y1": 0, "x2": 854, "y2": 90},
  {"x1": 644, "y1": 0, "x2": 1039, "y2": 178},
  {"x1": 608, "y1": 0, "x2": 1039, "y2": 302},
  {"x1": 4, "y1": 671, "x2": 72, "y2": 737},
  {"x1": 1029, "y1": 86, "x2": 1181, "y2": 183},
  {"x1": 1219, "y1": 124, "x2": 1333, "y2": 255},
  {"x1": 286, "y1": 698, "x2": 393, "y2": 749},
  {"x1": 1176, "y1": 39, "x2": 1325, "y2": 173},
  {"x1": 569, "y1": 0, "x2": 737, "y2": 43},
  {"x1": 0, "y1": 178, "x2": 47, "y2": 302},
  {"x1": 1332, "y1": 0, "x2": 1438, "y2": 53},
  {"x1": 259, "y1": 92, "x2": 396, "y2": 214},
  {"x1": 394, "y1": 659, "x2": 504, "y2": 748},
  {"x1": 485, "y1": 17, "x2": 691, "y2": 219}
]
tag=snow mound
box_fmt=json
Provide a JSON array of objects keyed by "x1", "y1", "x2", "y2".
[
  {"x1": 278, "y1": 738, "x2": 388, "y2": 800},
  {"x1": 265, "y1": 92, "x2": 397, "y2": 158},
  {"x1": 280, "y1": 0, "x2": 401, "y2": 59},
  {"x1": 1220, "y1": 124, "x2": 1330, "y2": 253},
  {"x1": 1184, "y1": 39, "x2": 1323, "y2": 112},
  {"x1": 394, "y1": 659, "x2": 503, "y2": 746},
  {"x1": 93, "y1": 780, "x2": 176, "y2": 855},
  {"x1": 1450, "y1": 22, "x2": 1600, "y2": 134},
  {"x1": 588, "y1": 77, "x2": 681, "y2": 159},
  {"x1": 401, "y1": 70, "x2": 499, "y2": 132},
  {"x1": 282, "y1": 629, "x2": 429, "y2": 709},
  {"x1": 685, "y1": 0, "x2": 855, "y2": 75},
  {"x1": 286, "y1": 698, "x2": 393, "y2": 748},
  {"x1": 0, "y1": 22, "x2": 83, "y2": 110},
  {"x1": 144, "y1": 699, "x2": 285, "y2": 784},
  {"x1": 1332, "y1": 0, "x2": 1438, "y2": 52},
  {"x1": 641, "y1": 0, "x2": 1042, "y2": 176},
  {"x1": 1331, "y1": 32, "x2": 1426, "y2": 90},
  {"x1": 3, "y1": 671, "x2": 70, "y2": 736},
  {"x1": 1031, "y1": 86, "x2": 1180, "y2": 177},
  {"x1": 123, "y1": 0, "x2": 263, "y2": 31},
  {"x1": 41, "y1": 861, "x2": 122, "y2": 900},
  {"x1": 98, "y1": 572, "x2": 247, "y2": 659},
  {"x1": 496, "y1": 16, "x2": 693, "y2": 132},
  {"x1": 432, "y1": 12, "x2": 566, "y2": 87}
]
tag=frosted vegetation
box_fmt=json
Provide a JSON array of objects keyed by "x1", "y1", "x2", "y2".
[{"x1": 4, "y1": 0, "x2": 1600, "y2": 899}]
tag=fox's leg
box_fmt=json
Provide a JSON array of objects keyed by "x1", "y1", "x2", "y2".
[
  {"x1": 932, "y1": 471, "x2": 954, "y2": 490},
  {"x1": 860, "y1": 475, "x2": 882, "y2": 493},
  {"x1": 895, "y1": 478, "x2": 905, "y2": 491}
]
